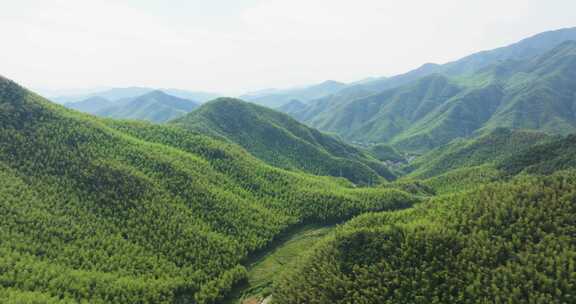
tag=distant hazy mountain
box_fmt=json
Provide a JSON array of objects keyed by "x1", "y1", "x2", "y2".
[
  {"x1": 54, "y1": 87, "x2": 219, "y2": 104},
  {"x1": 160, "y1": 88, "x2": 220, "y2": 103},
  {"x1": 54, "y1": 87, "x2": 152, "y2": 104},
  {"x1": 347, "y1": 26, "x2": 576, "y2": 97},
  {"x1": 289, "y1": 27, "x2": 576, "y2": 134},
  {"x1": 276, "y1": 99, "x2": 307, "y2": 114},
  {"x1": 66, "y1": 96, "x2": 115, "y2": 113},
  {"x1": 96, "y1": 90, "x2": 199, "y2": 123},
  {"x1": 66, "y1": 90, "x2": 199, "y2": 123},
  {"x1": 240, "y1": 80, "x2": 347, "y2": 108},
  {"x1": 171, "y1": 98, "x2": 395, "y2": 184},
  {"x1": 287, "y1": 27, "x2": 576, "y2": 153}
]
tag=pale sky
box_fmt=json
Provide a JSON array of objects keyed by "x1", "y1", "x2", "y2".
[{"x1": 1, "y1": 0, "x2": 575, "y2": 95}]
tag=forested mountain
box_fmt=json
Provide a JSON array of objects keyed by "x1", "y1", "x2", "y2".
[
  {"x1": 171, "y1": 98, "x2": 395, "y2": 184},
  {"x1": 285, "y1": 27, "x2": 576, "y2": 152},
  {"x1": 0, "y1": 75, "x2": 415, "y2": 303},
  {"x1": 66, "y1": 90, "x2": 200, "y2": 123},
  {"x1": 241, "y1": 80, "x2": 347, "y2": 108},
  {"x1": 274, "y1": 170, "x2": 576, "y2": 304},
  {"x1": 273, "y1": 127, "x2": 576, "y2": 304},
  {"x1": 2, "y1": 25, "x2": 576, "y2": 304},
  {"x1": 293, "y1": 39, "x2": 576, "y2": 153}
]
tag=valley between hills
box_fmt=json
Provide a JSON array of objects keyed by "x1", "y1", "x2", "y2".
[{"x1": 1, "y1": 27, "x2": 576, "y2": 304}]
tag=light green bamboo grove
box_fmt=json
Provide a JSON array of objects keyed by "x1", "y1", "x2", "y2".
[
  {"x1": 0, "y1": 77, "x2": 416, "y2": 303},
  {"x1": 274, "y1": 171, "x2": 576, "y2": 304}
]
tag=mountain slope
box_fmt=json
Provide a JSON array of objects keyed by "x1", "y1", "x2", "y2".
[
  {"x1": 406, "y1": 128, "x2": 552, "y2": 178},
  {"x1": 290, "y1": 27, "x2": 576, "y2": 147},
  {"x1": 274, "y1": 170, "x2": 576, "y2": 303},
  {"x1": 96, "y1": 90, "x2": 200, "y2": 123},
  {"x1": 497, "y1": 133, "x2": 576, "y2": 176},
  {"x1": 171, "y1": 98, "x2": 395, "y2": 184},
  {"x1": 0, "y1": 75, "x2": 415, "y2": 303},
  {"x1": 300, "y1": 40, "x2": 576, "y2": 152}
]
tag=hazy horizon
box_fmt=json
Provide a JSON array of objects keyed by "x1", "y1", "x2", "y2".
[{"x1": 2, "y1": 0, "x2": 575, "y2": 95}]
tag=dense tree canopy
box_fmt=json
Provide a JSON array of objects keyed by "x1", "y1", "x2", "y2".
[
  {"x1": 274, "y1": 171, "x2": 576, "y2": 303},
  {"x1": 0, "y1": 77, "x2": 416, "y2": 303}
]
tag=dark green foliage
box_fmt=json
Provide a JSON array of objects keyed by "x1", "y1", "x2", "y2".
[
  {"x1": 422, "y1": 165, "x2": 503, "y2": 195},
  {"x1": 407, "y1": 128, "x2": 551, "y2": 178},
  {"x1": 171, "y1": 98, "x2": 395, "y2": 185},
  {"x1": 498, "y1": 133, "x2": 576, "y2": 175},
  {"x1": 274, "y1": 171, "x2": 576, "y2": 303},
  {"x1": 368, "y1": 144, "x2": 405, "y2": 162},
  {"x1": 0, "y1": 76, "x2": 416, "y2": 303},
  {"x1": 379, "y1": 180, "x2": 436, "y2": 197}
]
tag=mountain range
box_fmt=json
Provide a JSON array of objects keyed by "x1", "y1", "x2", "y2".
[
  {"x1": 2, "y1": 26, "x2": 576, "y2": 304},
  {"x1": 0, "y1": 75, "x2": 413, "y2": 303},
  {"x1": 171, "y1": 98, "x2": 395, "y2": 184},
  {"x1": 283, "y1": 27, "x2": 576, "y2": 152}
]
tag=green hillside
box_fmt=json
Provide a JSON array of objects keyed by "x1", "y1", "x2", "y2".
[
  {"x1": 498, "y1": 133, "x2": 576, "y2": 176},
  {"x1": 274, "y1": 170, "x2": 576, "y2": 303},
  {"x1": 272, "y1": 125, "x2": 576, "y2": 303},
  {"x1": 171, "y1": 98, "x2": 395, "y2": 185},
  {"x1": 2, "y1": 26, "x2": 576, "y2": 304},
  {"x1": 406, "y1": 128, "x2": 551, "y2": 178},
  {"x1": 0, "y1": 76, "x2": 416, "y2": 303},
  {"x1": 368, "y1": 143, "x2": 405, "y2": 162}
]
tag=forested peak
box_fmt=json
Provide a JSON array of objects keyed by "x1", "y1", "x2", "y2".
[
  {"x1": 0, "y1": 75, "x2": 26, "y2": 103},
  {"x1": 188, "y1": 97, "x2": 282, "y2": 118}
]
